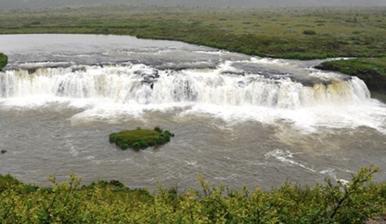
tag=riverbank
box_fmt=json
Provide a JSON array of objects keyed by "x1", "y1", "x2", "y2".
[
  {"x1": 316, "y1": 57, "x2": 386, "y2": 101},
  {"x1": 0, "y1": 7, "x2": 385, "y2": 60},
  {"x1": 0, "y1": 167, "x2": 385, "y2": 223},
  {"x1": 0, "y1": 53, "x2": 7, "y2": 70}
]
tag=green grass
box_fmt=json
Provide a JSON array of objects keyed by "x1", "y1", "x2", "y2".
[
  {"x1": 0, "y1": 167, "x2": 385, "y2": 223},
  {"x1": 0, "y1": 53, "x2": 7, "y2": 70},
  {"x1": 316, "y1": 57, "x2": 386, "y2": 96},
  {"x1": 109, "y1": 127, "x2": 174, "y2": 151},
  {"x1": 0, "y1": 7, "x2": 385, "y2": 59},
  {"x1": 318, "y1": 58, "x2": 386, "y2": 77}
]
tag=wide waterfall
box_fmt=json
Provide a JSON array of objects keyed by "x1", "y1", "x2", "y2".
[{"x1": 0, "y1": 62, "x2": 371, "y2": 109}]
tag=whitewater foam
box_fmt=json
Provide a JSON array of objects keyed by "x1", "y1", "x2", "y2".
[
  {"x1": 265, "y1": 149, "x2": 316, "y2": 173},
  {"x1": 0, "y1": 62, "x2": 385, "y2": 133}
]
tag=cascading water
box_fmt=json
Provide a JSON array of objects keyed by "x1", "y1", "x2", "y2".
[
  {"x1": 0, "y1": 62, "x2": 371, "y2": 108},
  {"x1": 1, "y1": 61, "x2": 384, "y2": 133}
]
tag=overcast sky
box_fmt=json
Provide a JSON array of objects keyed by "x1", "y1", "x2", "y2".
[{"x1": 1, "y1": 0, "x2": 386, "y2": 9}]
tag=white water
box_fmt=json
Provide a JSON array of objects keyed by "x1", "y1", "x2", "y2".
[
  {"x1": 1, "y1": 62, "x2": 385, "y2": 133},
  {"x1": 0, "y1": 63, "x2": 371, "y2": 106}
]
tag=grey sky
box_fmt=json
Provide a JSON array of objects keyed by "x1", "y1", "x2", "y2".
[{"x1": 1, "y1": 0, "x2": 386, "y2": 9}]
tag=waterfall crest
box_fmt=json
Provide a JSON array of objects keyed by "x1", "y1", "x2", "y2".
[{"x1": 0, "y1": 63, "x2": 371, "y2": 109}]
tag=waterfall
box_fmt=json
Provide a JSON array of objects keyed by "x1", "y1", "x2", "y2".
[{"x1": 0, "y1": 63, "x2": 371, "y2": 109}]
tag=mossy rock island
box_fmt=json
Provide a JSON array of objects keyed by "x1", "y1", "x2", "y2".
[
  {"x1": 109, "y1": 127, "x2": 174, "y2": 151},
  {"x1": 0, "y1": 53, "x2": 8, "y2": 71}
]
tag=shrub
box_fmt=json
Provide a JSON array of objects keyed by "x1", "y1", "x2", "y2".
[
  {"x1": 0, "y1": 167, "x2": 384, "y2": 223},
  {"x1": 303, "y1": 30, "x2": 317, "y2": 35},
  {"x1": 0, "y1": 53, "x2": 7, "y2": 70}
]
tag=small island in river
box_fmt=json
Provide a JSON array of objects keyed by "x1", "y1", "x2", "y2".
[
  {"x1": 0, "y1": 53, "x2": 7, "y2": 70},
  {"x1": 109, "y1": 127, "x2": 175, "y2": 151}
]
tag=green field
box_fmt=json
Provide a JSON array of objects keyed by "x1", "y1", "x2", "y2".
[
  {"x1": 0, "y1": 7, "x2": 385, "y2": 59},
  {"x1": 0, "y1": 167, "x2": 385, "y2": 223},
  {"x1": 322, "y1": 57, "x2": 386, "y2": 77}
]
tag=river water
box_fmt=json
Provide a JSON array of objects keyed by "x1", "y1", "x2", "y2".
[{"x1": 0, "y1": 34, "x2": 385, "y2": 190}]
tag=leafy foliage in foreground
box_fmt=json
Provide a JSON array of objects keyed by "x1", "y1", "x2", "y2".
[
  {"x1": 109, "y1": 127, "x2": 174, "y2": 151},
  {"x1": 0, "y1": 53, "x2": 7, "y2": 70},
  {"x1": 0, "y1": 167, "x2": 385, "y2": 223}
]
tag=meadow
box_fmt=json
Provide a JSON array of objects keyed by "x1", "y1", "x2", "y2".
[{"x1": 0, "y1": 7, "x2": 385, "y2": 60}]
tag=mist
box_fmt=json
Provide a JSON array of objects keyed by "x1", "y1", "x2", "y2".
[{"x1": 1, "y1": 0, "x2": 386, "y2": 9}]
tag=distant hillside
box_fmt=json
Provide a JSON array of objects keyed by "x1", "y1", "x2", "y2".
[{"x1": 1, "y1": 0, "x2": 385, "y2": 9}]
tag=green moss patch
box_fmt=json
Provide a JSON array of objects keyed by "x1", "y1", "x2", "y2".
[{"x1": 109, "y1": 127, "x2": 174, "y2": 151}]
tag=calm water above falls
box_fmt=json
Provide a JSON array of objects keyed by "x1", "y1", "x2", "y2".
[{"x1": 0, "y1": 34, "x2": 385, "y2": 190}]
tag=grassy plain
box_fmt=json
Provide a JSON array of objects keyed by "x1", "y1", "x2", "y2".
[{"x1": 0, "y1": 6, "x2": 385, "y2": 59}]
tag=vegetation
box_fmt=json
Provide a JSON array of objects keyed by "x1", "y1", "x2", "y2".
[
  {"x1": 316, "y1": 57, "x2": 386, "y2": 98},
  {"x1": 303, "y1": 30, "x2": 317, "y2": 35},
  {"x1": 109, "y1": 127, "x2": 174, "y2": 151},
  {"x1": 0, "y1": 167, "x2": 385, "y2": 223},
  {"x1": 0, "y1": 6, "x2": 385, "y2": 223},
  {"x1": 0, "y1": 7, "x2": 385, "y2": 60},
  {"x1": 0, "y1": 53, "x2": 7, "y2": 70}
]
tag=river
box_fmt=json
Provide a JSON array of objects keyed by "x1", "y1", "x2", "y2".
[{"x1": 0, "y1": 34, "x2": 385, "y2": 190}]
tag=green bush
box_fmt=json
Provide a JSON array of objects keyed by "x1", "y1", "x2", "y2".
[
  {"x1": 109, "y1": 127, "x2": 174, "y2": 151},
  {"x1": 0, "y1": 167, "x2": 384, "y2": 223},
  {"x1": 154, "y1": 126, "x2": 162, "y2": 133},
  {"x1": 0, "y1": 53, "x2": 7, "y2": 70},
  {"x1": 303, "y1": 30, "x2": 317, "y2": 35}
]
